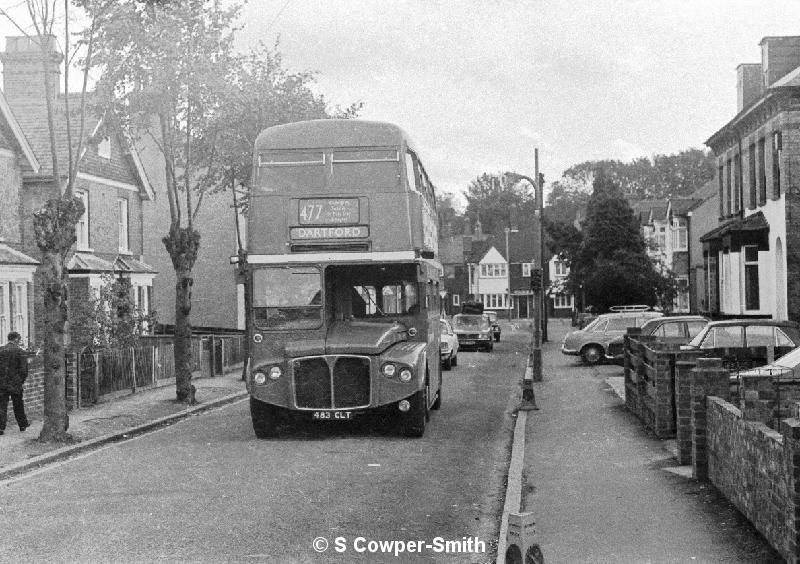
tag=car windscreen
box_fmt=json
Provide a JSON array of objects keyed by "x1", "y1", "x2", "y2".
[
  {"x1": 774, "y1": 344, "x2": 800, "y2": 368},
  {"x1": 453, "y1": 315, "x2": 490, "y2": 331}
]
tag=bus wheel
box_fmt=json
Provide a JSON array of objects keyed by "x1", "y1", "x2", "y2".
[
  {"x1": 431, "y1": 383, "x2": 442, "y2": 410},
  {"x1": 250, "y1": 397, "x2": 280, "y2": 438},
  {"x1": 401, "y1": 388, "x2": 427, "y2": 438}
]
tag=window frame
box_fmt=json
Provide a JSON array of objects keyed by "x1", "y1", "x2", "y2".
[
  {"x1": 75, "y1": 189, "x2": 90, "y2": 251},
  {"x1": 118, "y1": 197, "x2": 130, "y2": 253}
]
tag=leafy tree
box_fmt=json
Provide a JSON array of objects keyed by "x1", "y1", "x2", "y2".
[
  {"x1": 560, "y1": 148, "x2": 715, "y2": 200},
  {"x1": 86, "y1": 0, "x2": 243, "y2": 404},
  {"x1": 464, "y1": 172, "x2": 535, "y2": 236},
  {"x1": 568, "y1": 171, "x2": 674, "y2": 312},
  {"x1": 544, "y1": 176, "x2": 591, "y2": 226},
  {"x1": 70, "y1": 275, "x2": 158, "y2": 350}
]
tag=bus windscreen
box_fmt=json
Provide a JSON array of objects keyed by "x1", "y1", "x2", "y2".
[{"x1": 253, "y1": 267, "x2": 323, "y2": 330}]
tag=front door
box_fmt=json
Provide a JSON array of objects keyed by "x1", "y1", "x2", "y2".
[{"x1": 518, "y1": 295, "x2": 529, "y2": 318}]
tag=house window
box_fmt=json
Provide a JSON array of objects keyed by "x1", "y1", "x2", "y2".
[
  {"x1": 522, "y1": 263, "x2": 531, "y2": 277},
  {"x1": 480, "y1": 264, "x2": 506, "y2": 278},
  {"x1": 758, "y1": 137, "x2": 767, "y2": 205},
  {"x1": 75, "y1": 190, "x2": 89, "y2": 250},
  {"x1": 733, "y1": 152, "x2": 741, "y2": 215},
  {"x1": 553, "y1": 261, "x2": 568, "y2": 277},
  {"x1": 482, "y1": 293, "x2": 507, "y2": 308},
  {"x1": 718, "y1": 165, "x2": 724, "y2": 217},
  {"x1": 748, "y1": 142, "x2": 757, "y2": 209},
  {"x1": 554, "y1": 293, "x2": 571, "y2": 309},
  {"x1": 726, "y1": 158, "x2": 732, "y2": 216},
  {"x1": 744, "y1": 245, "x2": 759, "y2": 310},
  {"x1": 773, "y1": 130, "x2": 782, "y2": 199},
  {"x1": 98, "y1": 137, "x2": 111, "y2": 160},
  {"x1": 118, "y1": 198, "x2": 129, "y2": 253},
  {"x1": 655, "y1": 226, "x2": 666, "y2": 249},
  {"x1": 675, "y1": 276, "x2": 689, "y2": 312},
  {"x1": 452, "y1": 294, "x2": 460, "y2": 306},
  {"x1": 0, "y1": 281, "x2": 29, "y2": 345},
  {"x1": 671, "y1": 217, "x2": 687, "y2": 251}
]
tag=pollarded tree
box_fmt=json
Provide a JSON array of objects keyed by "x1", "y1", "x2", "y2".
[{"x1": 86, "y1": 0, "x2": 243, "y2": 404}]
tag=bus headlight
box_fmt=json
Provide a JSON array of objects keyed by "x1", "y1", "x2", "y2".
[
  {"x1": 253, "y1": 371, "x2": 267, "y2": 385},
  {"x1": 382, "y1": 363, "x2": 396, "y2": 377},
  {"x1": 269, "y1": 366, "x2": 282, "y2": 380},
  {"x1": 399, "y1": 368, "x2": 413, "y2": 383}
]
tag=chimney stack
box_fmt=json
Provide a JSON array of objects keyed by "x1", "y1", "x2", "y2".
[
  {"x1": 0, "y1": 35, "x2": 62, "y2": 107},
  {"x1": 737, "y1": 63, "x2": 763, "y2": 112},
  {"x1": 760, "y1": 36, "x2": 800, "y2": 88}
]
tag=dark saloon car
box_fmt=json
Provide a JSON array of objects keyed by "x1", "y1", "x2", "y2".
[
  {"x1": 605, "y1": 315, "x2": 710, "y2": 362},
  {"x1": 452, "y1": 313, "x2": 494, "y2": 352},
  {"x1": 680, "y1": 319, "x2": 800, "y2": 371}
]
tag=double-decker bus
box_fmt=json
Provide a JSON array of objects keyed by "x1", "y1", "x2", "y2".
[{"x1": 240, "y1": 119, "x2": 442, "y2": 437}]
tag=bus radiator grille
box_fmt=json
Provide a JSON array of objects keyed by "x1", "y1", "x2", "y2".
[
  {"x1": 332, "y1": 357, "x2": 370, "y2": 408},
  {"x1": 294, "y1": 358, "x2": 332, "y2": 409},
  {"x1": 293, "y1": 356, "x2": 370, "y2": 409}
]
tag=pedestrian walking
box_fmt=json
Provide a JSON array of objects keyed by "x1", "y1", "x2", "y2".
[{"x1": 0, "y1": 331, "x2": 30, "y2": 435}]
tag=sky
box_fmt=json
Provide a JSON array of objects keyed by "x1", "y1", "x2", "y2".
[{"x1": 2, "y1": 0, "x2": 800, "y2": 207}]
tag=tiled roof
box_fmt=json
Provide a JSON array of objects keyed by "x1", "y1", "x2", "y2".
[
  {"x1": 670, "y1": 198, "x2": 704, "y2": 215},
  {"x1": 0, "y1": 242, "x2": 38, "y2": 265},
  {"x1": 68, "y1": 252, "x2": 157, "y2": 275},
  {"x1": 115, "y1": 255, "x2": 157, "y2": 274},
  {"x1": 699, "y1": 211, "x2": 769, "y2": 242},
  {"x1": 11, "y1": 99, "x2": 100, "y2": 176}
]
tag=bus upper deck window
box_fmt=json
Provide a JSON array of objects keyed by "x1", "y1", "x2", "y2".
[{"x1": 405, "y1": 153, "x2": 419, "y2": 192}]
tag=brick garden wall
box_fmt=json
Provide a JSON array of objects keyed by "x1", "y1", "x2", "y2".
[{"x1": 706, "y1": 397, "x2": 793, "y2": 558}]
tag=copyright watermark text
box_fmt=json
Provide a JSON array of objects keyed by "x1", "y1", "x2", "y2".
[{"x1": 312, "y1": 536, "x2": 486, "y2": 557}]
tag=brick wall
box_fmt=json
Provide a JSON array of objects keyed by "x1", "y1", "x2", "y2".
[
  {"x1": 21, "y1": 355, "x2": 46, "y2": 415},
  {"x1": 706, "y1": 398, "x2": 800, "y2": 561},
  {"x1": 0, "y1": 150, "x2": 22, "y2": 243}
]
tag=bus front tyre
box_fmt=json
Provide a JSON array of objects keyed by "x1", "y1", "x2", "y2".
[
  {"x1": 401, "y1": 389, "x2": 427, "y2": 438},
  {"x1": 250, "y1": 397, "x2": 280, "y2": 438}
]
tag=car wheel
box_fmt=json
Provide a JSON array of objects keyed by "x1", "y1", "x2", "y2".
[
  {"x1": 487, "y1": 342, "x2": 494, "y2": 352},
  {"x1": 581, "y1": 345, "x2": 603, "y2": 365},
  {"x1": 451, "y1": 354, "x2": 457, "y2": 367},
  {"x1": 250, "y1": 397, "x2": 280, "y2": 438},
  {"x1": 495, "y1": 334, "x2": 500, "y2": 342},
  {"x1": 443, "y1": 356, "x2": 452, "y2": 371}
]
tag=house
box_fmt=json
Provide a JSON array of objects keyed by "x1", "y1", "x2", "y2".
[
  {"x1": 0, "y1": 35, "x2": 157, "y2": 348},
  {"x1": 702, "y1": 36, "x2": 800, "y2": 321},
  {"x1": 0, "y1": 86, "x2": 39, "y2": 345},
  {"x1": 465, "y1": 225, "x2": 537, "y2": 319},
  {"x1": 631, "y1": 197, "x2": 704, "y2": 313},
  {"x1": 547, "y1": 255, "x2": 574, "y2": 318},
  {"x1": 135, "y1": 133, "x2": 246, "y2": 332},
  {"x1": 686, "y1": 180, "x2": 719, "y2": 313}
]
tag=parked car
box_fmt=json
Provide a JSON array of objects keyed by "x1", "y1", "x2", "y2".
[
  {"x1": 485, "y1": 311, "x2": 501, "y2": 342},
  {"x1": 605, "y1": 315, "x2": 710, "y2": 362},
  {"x1": 561, "y1": 307, "x2": 663, "y2": 364},
  {"x1": 736, "y1": 344, "x2": 800, "y2": 379},
  {"x1": 439, "y1": 318, "x2": 459, "y2": 370},
  {"x1": 681, "y1": 319, "x2": 800, "y2": 370},
  {"x1": 452, "y1": 313, "x2": 494, "y2": 352}
]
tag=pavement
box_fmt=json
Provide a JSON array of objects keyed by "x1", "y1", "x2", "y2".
[
  {"x1": 521, "y1": 318, "x2": 784, "y2": 563},
  {"x1": 0, "y1": 366, "x2": 247, "y2": 481}
]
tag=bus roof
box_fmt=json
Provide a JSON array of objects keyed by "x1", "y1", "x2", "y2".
[{"x1": 254, "y1": 119, "x2": 419, "y2": 153}]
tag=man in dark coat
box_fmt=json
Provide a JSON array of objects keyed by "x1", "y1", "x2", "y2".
[{"x1": 0, "y1": 331, "x2": 30, "y2": 435}]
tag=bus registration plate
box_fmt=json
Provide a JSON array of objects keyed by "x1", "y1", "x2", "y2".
[{"x1": 312, "y1": 411, "x2": 353, "y2": 420}]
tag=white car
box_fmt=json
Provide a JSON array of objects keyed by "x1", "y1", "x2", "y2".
[{"x1": 440, "y1": 318, "x2": 459, "y2": 370}]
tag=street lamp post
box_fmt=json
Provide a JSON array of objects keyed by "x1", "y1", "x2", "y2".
[
  {"x1": 507, "y1": 149, "x2": 543, "y2": 386},
  {"x1": 504, "y1": 226, "x2": 518, "y2": 321}
]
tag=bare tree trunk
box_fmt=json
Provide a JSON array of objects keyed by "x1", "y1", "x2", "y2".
[
  {"x1": 163, "y1": 225, "x2": 200, "y2": 404},
  {"x1": 39, "y1": 249, "x2": 70, "y2": 440}
]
